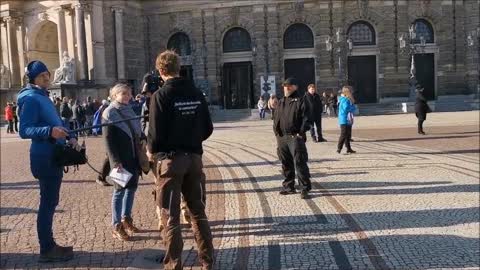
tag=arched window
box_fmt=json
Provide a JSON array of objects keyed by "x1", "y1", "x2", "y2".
[
  {"x1": 223, "y1": 27, "x2": 252, "y2": 53},
  {"x1": 167, "y1": 32, "x2": 191, "y2": 56},
  {"x1": 413, "y1": 19, "x2": 434, "y2": 44},
  {"x1": 347, "y1": 21, "x2": 376, "y2": 46},
  {"x1": 283, "y1": 23, "x2": 314, "y2": 49}
]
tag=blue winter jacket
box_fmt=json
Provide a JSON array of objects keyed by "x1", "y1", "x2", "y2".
[
  {"x1": 338, "y1": 96, "x2": 357, "y2": 126},
  {"x1": 17, "y1": 84, "x2": 67, "y2": 157}
]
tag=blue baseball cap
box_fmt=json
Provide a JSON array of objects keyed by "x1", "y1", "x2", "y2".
[{"x1": 25, "y1": 60, "x2": 49, "y2": 81}]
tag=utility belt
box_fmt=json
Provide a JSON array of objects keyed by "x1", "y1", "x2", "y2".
[{"x1": 153, "y1": 151, "x2": 193, "y2": 161}]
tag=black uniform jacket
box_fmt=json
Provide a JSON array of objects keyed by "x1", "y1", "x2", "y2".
[
  {"x1": 304, "y1": 92, "x2": 323, "y2": 121},
  {"x1": 273, "y1": 90, "x2": 310, "y2": 137},
  {"x1": 415, "y1": 92, "x2": 430, "y2": 119},
  {"x1": 147, "y1": 77, "x2": 213, "y2": 155}
]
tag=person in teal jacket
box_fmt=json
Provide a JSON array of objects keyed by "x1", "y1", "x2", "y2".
[
  {"x1": 337, "y1": 86, "x2": 357, "y2": 154},
  {"x1": 17, "y1": 60, "x2": 75, "y2": 262}
]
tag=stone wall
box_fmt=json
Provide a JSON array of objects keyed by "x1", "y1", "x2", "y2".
[{"x1": 1, "y1": 0, "x2": 478, "y2": 107}]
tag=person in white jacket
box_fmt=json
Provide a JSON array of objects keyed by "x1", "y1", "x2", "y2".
[{"x1": 257, "y1": 96, "x2": 266, "y2": 119}]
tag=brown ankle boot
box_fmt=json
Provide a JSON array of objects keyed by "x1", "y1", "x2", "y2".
[
  {"x1": 112, "y1": 223, "x2": 129, "y2": 241},
  {"x1": 122, "y1": 216, "x2": 140, "y2": 234}
]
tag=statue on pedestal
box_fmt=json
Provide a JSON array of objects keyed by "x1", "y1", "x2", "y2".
[
  {"x1": 0, "y1": 64, "x2": 10, "y2": 88},
  {"x1": 53, "y1": 51, "x2": 76, "y2": 84}
]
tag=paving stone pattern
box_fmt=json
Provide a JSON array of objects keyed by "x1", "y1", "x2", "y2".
[{"x1": 0, "y1": 112, "x2": 479, "y2": 269}]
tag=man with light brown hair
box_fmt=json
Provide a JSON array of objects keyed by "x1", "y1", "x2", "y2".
[{"x1": 147, "y1": 50, "x2": 214, "y2": 270}]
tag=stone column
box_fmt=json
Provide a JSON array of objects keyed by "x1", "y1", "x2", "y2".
[
  {"x1": 74, "y1": 3, "x2": 89, "y2": 81},
  {"x1": 15, "y1": 16, "x2": 26, "y2": 85},
  {"x1": 56, "y1": 7, "x2": 68, "y2": 61},
  {"x1": 4, "y1": 16, "x2": 20, "y2": 88},
  {"x1": 112, "y1": 6, "x2": 125, "y2": 80}
]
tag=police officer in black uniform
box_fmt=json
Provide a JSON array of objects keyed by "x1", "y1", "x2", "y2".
[{"x1": 274, "y1": 78, "x2": 312, "y2": 199}]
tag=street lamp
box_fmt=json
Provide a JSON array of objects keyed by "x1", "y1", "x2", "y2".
[
  {"x1": 399, "y1": 23, "x2": 427, "y2": 100},
  {"x1": 326, "y1": 28, "x2": 353, "y2": 89}
]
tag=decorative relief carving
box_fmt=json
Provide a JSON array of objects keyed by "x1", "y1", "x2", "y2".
[
  {"x1": 38, "y1": 12, "x2": 49, "y2": 21},
  {"x1": 358, "y1": 0, "x2": 369, "y2": 18},
  {"x1": 231, "y1": 7, "x2": 240, "y2": 25},
  {"x1": 419, "y1": 0, "x2": 431, "y2": 16},
  {"x1": 294, "y1": 0, "x2": 304, "y2": 13}
]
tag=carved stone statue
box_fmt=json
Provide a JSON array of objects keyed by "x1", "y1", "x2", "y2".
[
  {"x1": 0, "y1": 64, "x2": 10, "y2": 88},
  {"x1": 53, "y1": 51, "x2": 76, "y2": 84}
]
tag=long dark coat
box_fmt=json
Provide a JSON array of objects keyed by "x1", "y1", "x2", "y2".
[
  {"x1": 415, "y1": 91, "x2": 430, "y2": 120},
  {"x1": 304, "y1": 92, "x2": 322, "y2": 121}
]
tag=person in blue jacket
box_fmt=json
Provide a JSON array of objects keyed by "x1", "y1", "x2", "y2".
[
  {"x1": 337, "y1": 86, "x2": 357, "y2": 154},
  {"x1": 17, "y1": 60, "x2": 75, "y2": 262}
]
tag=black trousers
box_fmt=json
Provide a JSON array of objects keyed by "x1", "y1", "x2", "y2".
[
  {"x1": 13, "y1": 116, "x2": 18, "y2": 132},
  {"x1": 337, "y1": 124, "x2": 353, "y2": 151},
  {"x1": 100, "y1": 155, "x2": 110, "y2": 180},
  {"x1": 416, "y1": 113, "x2": 426, "y2": 133},
  {"x1": 310, "y1": 117, "x2": 323, "y2": 140},
  {"x1": 417, "y1": 119, "x2": 425, "y2": 133},
  {"x1": 276, "y1": 135, "x2": 311, "y2": 191}
]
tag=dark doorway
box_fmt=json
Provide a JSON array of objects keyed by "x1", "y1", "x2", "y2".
[
  {"x1": 222, "y1": 62, "x2": 253, "y2": 109},
  {"x1": 284, "y1": 58, "x2": 315, "y2": 96},
  {"x1": 180, "y1": 65, "x2": 193, "y2": 82},
  {"x1": 414, "y1": 53, "x2": 435, "y2": 100},
  {"x1": 347, "y1": 55, "x2": 377, "y2": 103}
]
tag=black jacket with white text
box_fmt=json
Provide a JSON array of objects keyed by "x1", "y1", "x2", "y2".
[{"x1": 147, "y1": 77, "x2": 213, "y2": 155}]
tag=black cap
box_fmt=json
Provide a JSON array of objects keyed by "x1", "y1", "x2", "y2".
[
  {"x1": 282, "y1": 77, "x2": 299, "y2": 86},
  {"x1": 415, "y1": 84, "x2": 424, "y2": 91}
]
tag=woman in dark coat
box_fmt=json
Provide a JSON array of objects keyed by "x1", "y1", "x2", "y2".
[
  {"x1": 414, "y1": 84, "x2": 431, "y2": 135},
  {"x1": 102, "y1": 83, "x2": 143, "y2": 241}
]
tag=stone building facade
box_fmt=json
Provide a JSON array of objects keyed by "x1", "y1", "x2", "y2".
[{"x1": 1, "y1": 0, "x2": 479, "y2": 109}]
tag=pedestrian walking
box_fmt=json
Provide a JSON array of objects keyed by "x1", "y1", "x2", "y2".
[
  {"x1": 337, "y1": 86, "x2": 357, "y2": 154},
  {"x1": 12, "y1": 101, "x2": 18, "y2": 132},
  {"x1": 321, "y1": 92, "x2": 328, "y2": 113},
  {"x1": 54, "y1": 97, "x2": 61, "y2": 116},
  {"x1": 4, "y1": 102, "x2": 14, "y2": 133},
  {"x1": 328, "y1": 92, "x2": 338, "y2": 116},
  {"x1": 147, "y1": 50, "x2": 214, "y2": 270},
  {"x1": 305, "y1": 84, "x2": 327, "y2": 142},
  {"x1": 59, "y1": 97, "x2": 72, "y2": 128},
  {"x1": 17, "y1": 60, "x2": 75, "y2": 262},
  {"x1": 92, "y1": 100, "x2": 109, "y2": 136},
  {"x1": 102, "y1": 83, "x2": 143, "y2": 241},
  {"x1": 84, "y1": 96, "x2": 95, "y2": 134},
  {"x1": 267, "y1": 93, "x2": 279, "y2": 120},
  {"x1": 273, "y1": 77, "x2": 312, "y2": 199},
  {"x1": 414, "y1": 84, "x2": 431, "y2": 135},
  {"x1": 258, "y1": 96, "x2": 267, "y2": 119}
]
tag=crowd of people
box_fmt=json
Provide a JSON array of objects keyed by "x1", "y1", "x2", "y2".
[{"x1": 14, "y1": 47, "x2": 432, "y2": 269}]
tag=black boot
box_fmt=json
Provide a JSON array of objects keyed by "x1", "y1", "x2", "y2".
[{"x1": 38, "y1": 244, "x2": 74, "y2": 263}]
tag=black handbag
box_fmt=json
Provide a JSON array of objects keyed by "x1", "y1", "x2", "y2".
[{"x1": 53, "y1": 142, "x2": 87, "y2": 167}]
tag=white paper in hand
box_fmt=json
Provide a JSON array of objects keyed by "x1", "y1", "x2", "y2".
[{"x1": 108, "y1": 168, "x2": 133, "y2": 187}]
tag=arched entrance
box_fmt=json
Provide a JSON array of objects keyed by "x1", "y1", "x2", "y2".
[
  {"x1": 412, "y1": 19, "x2": 436, "y2": 100},
  {"x1": 283, "y1": 23, "x2": 315, "y2": 96},
  {"x1": 28, "y1": 21, "x2": 59, "y2": 74},
  {"x1": 222, "y1": 27, "x2": 253, "y2": 109},
  {"x1": 347, "y1": 20, "x2": 377, "y2": 104},
  {"x1": 167, "y1": 32, "x2": 193, "y2": 82}
]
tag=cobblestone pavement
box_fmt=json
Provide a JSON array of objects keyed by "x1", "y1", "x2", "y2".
[{"x1": 1, "y1": 111, "x2": 479, "y2": 269}]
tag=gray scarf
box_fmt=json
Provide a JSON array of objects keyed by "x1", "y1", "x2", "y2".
[{"x1": 102, "y1": 101, "x2": 142, "y2": 140}]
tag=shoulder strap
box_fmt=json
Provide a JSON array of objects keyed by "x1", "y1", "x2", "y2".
[{"x1": 114, "y1": 108, "x2": 137, "y2": 138}]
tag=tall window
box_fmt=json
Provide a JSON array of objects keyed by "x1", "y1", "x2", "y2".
[
  {"x1": 283, "y1": 23, "x2": 314, "y2": 49},
  {"x1": 223, "y1": 27, "x2": 252, "y2": 53},
  {"x1": 167, "y1": 32, "x2": 191, "y2": 56},
  {"x1": 347, "y1": 21, "x2": 376, "y2": 46},
  {"x1": 413, "y1": 19, "x2": 434, "y2": 44}
]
